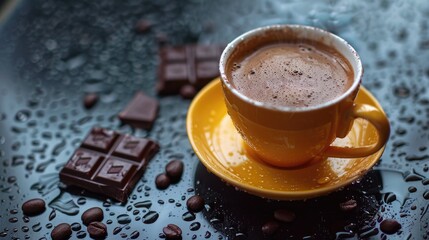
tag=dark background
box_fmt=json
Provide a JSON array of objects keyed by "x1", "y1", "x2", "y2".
[{"x1": 0, "y1": 0, "x2": 428, "y2": 239}]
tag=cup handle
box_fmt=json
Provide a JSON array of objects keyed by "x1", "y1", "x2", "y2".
[{"x1": 324, "y1": 103, "x2": 390, "y2": 158}]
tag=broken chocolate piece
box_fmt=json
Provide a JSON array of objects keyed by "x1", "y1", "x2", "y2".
[
  {"x1": 60, "y1": 128, "x2": 159, "y2": 202},
  {"x1": 118, "y1": 91, "x2": 159, "y2": 130}
]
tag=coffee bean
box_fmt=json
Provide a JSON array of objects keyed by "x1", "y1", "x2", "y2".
[
  {"x1": 261, "y1": 220, "x2": 280, "y2": 235},
  {"x1": 83, "y1": 93, "x2": 98, "y2": 109},
  {"x1": 165, "y1": 159, "x2": 184, "y2": 183},
  {"x1": 163, "y1": 224, "x2": 182, "y2": 239},
  {"x1": 135, "y1": 19, "x2": 153, "y2": 33},
  {"x1": 22, "y1": 198, "x2": 46, "y2": 216},
  {"x1": 339, "y1": 199, "x2": 357, "y2": 212},
  {"x1": 274, "y1": 209, "x2": 296, "y2": 223},
  {"x1": 186, "y1": 195, "x2": 205, "y2": 212},
  {"x1": 87, "y1": 222, "x2": 107, "y2": 239},
  {"x1": 81, "y1": 207, "x2": 104, "y2": 225},
  {"x1": 380, "y1": 219, "x2": 401, "y2": 234},
  {"x1": 180, "y1": 85, "x2": 197, "y2": 99},
  {"x1": 155, "y1": 173, "x2": 171, "y2": 190},
  {"x1": 51, "y1": 223, "x2": 72, "y2": 240}
]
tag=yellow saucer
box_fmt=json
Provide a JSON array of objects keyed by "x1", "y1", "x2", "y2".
[{"x1": 187, "y1": 78, "x2": 387, "y2": 200}]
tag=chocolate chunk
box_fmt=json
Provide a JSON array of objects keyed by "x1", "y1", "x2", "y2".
[
  {"x1": 261, "y1": 220, "x2": 280, "y2": 236},
  {"x1": 22, "y1": 198, "x2": 46, "y2": 216},
  {"x1": 118, "y1": 91, "x2": 159, "y2": 130},
  {"x1": 135, "y1": 19, "x2": 153, "y2": 33},
  {"x1": 51, "y1": 223, "x2": 72, "y2": 240},
  {"x1": 274, "y1": 209, "x2": 296, "y2": 223},
  {"x1": 165, "y1": 159, "x2": 184, "y2": 183},
  {"x1": 87, "y1": 222, "x2": 107, "y2": 239},
  {"x1": 81, "y1": 207, "x2": 104, "y2": 226},
  {"x1": 155, "y1": 173, "x2": 171, "y2": 190},
  {"x1": 186, "y1": 195, "x2": 205, "y2": 212},
  {"x1": 60, "y1": 128, "x2": 159, "y2": 202},
  {"x1": 157, "y1": 44, "x2": 224, "y2": 95},
  {"x1": 339, "y1": 199, "x2": 357, "y2": 212},
  {"x1": 83, "y1": 93, "x2": 99, "y2": 109},
  {"x1": 380, "y1": 219, "x2": 401, "y2": 234},
  {"x1": 163, "y1": 224, "x2": 182, "y2": 239},
  {"x1": 180, "y1": 85, "x2": 197, "y2": 99}
]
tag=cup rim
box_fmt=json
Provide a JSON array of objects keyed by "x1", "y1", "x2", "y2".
[{"x1": 219, "y1": 24, "x2": 363, "y2": 112}]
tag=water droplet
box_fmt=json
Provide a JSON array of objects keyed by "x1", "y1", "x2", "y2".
[
  {"x1": 9, "y1": 217, "x2": 18, "y2": 223},
  {"x1": 190, "y1": 222, "x2": 201, "y2": 231},
  {"x1": 317, "y1": 176, "x2": 331, "y2": 184},
  {"x1": 403, "y1": 170, "x2": 425, "y2": 181},
  {"x1": 383, "y1": 192, "x2": 397, "y2": 204},
  {"x1": 205, "y1": 231, "x2": 211, "y2": 238},
  {"x1": 394, "y1": 86, "x2": 410, "y2": 98},
  {"x1": 71, "y1": 222, "x2": 81, "y2": 231},
  {"x1": 77, "y1": 197, "x2": 86, "y2": 205},
  {"x1": 182, "y1": 212, "x2": 196, "y2": 221},
  {"x1": 130, "y1": 231, "x2": 140, "y2": 239},
  {"x1": 423, "y1": 190, "x2": 429, "y2": 200},
  {"x1": 15, "y1": 110, "x2": 31, "y2": 122},
  {"x1": 134, "y1": 200, "x2": 152, "y2": 209},
  {"x1": 76, "y1": 230, "x2": 87, "y2": 239},
  {"x1": 49, "y1": 210, "x2": 56, "y2": 221},
  {"x1": 52, "y1": 139, "x2": 66, "y2": 156},
  {"x1": 7, "y1": 177, "x2": 16, "y2": 184},
  {"x1": 49, "y1": 192, "x2": 79, "y2": 215},
  {"x1": 113, "y1": 227, "x2": 122, "y2": 235},
  {"x1": 142, "y1": 211, "x2": 159, "y2": 224},
  {"x1": 117, "y1": 214, "x2": 131, "y2": 224},
  {"x1": 32, "y1": 223, "x2": 42, "y2": 232},
  {"x1": 21, "y1": 226, "x2": 29, "y2": 232},
  {"x1": 12, "y1": 155, "x2": 25, "y2": 166}
]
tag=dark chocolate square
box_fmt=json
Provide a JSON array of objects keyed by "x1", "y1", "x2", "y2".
[
  {"x1": 94, "y1": 158, "x2": 136, "y2": 187},
  {"x1": 195, "y1": 61, "x2": 220, "y2": 88},
  {"x1": 195, "y1": 45, "x2": 223, "y2": 59},
  {"x1": 113, "y1": 135, "x2": 150, "y2": 160},
  {"x1": 82, "y1": 128, "x2": 118, "y2": 152},
  {"x1": 161, "y1": 46, "x2": 187, "y2": 62},
  {"x1": 62, "y1": 149, "x2": 103, "y2": 178}
]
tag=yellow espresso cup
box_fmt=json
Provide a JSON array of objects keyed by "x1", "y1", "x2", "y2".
[{"x1": 219, "y1": 25, "x2": 390, "y2": 168}]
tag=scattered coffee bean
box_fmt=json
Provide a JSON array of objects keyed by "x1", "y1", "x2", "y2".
[
  {"x1": 186, "y1": 195, "x2": 205, "y2": 212},
  {"x1": 163, "y1": 224, "x2": 182, "y2": 239},
  {"x1": 339, "y1": 199, "x2": 357, "y2": 212},
  {"x1": 87, "y1": 222, "x2": 107, "y2": 239},
  {"x1": 165, "y1": 159, "x2": 184, "y2": 183},
  {"x1": 261, "y1": 220, "x2": 280, "y2": 236},
  {"x1": 274, "y1": 209, "x2": 296, "y2": 223},
  {"x1": 51, "y1": 223, "x2": 72, "y2": 240},
  {"x1": 83, "y1": 93, "x2": 98, "y2": 109},
  {"x1": 135, "y1": 19, "x2": 153, "y2": 33},
  {"x1": 380, "y1": 219, "x2": 401, "y2": 234},
  {"x1": 155, "y1": 173, "x2": 171, "y2": 189},
  {"x1": 81, "y1": 207, "x2": 104, "y2": 225},
  {"x1": 180, "y1": 85, "x2": 197, "y2": 99},
  {"x1": 22, "y1": 198, "x2": 46, "y2": 216}
]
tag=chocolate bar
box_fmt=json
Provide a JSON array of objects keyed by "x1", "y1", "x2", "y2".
[
  {"x1": 118, "y1": 91, "x2": 159, "y2": 130},
  {"x1": 59, "y1": 128, "x2": 159, "y2": 202},
  {"x1": 157, "y1": 44, "x2": 224, "y2": 95}
]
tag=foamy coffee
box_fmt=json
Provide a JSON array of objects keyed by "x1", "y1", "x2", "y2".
[{"x1": 228, "y1": 41, "x2": 354, "y2": 108}]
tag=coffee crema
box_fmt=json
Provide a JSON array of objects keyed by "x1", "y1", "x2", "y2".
[{"x1": 228, "y1": 41, "x2": 354, "y2": 108}]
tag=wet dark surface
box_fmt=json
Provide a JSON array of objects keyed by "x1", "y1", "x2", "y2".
[{"x1": 0, "y1": 0, "x2": 428, "y2": 239}]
